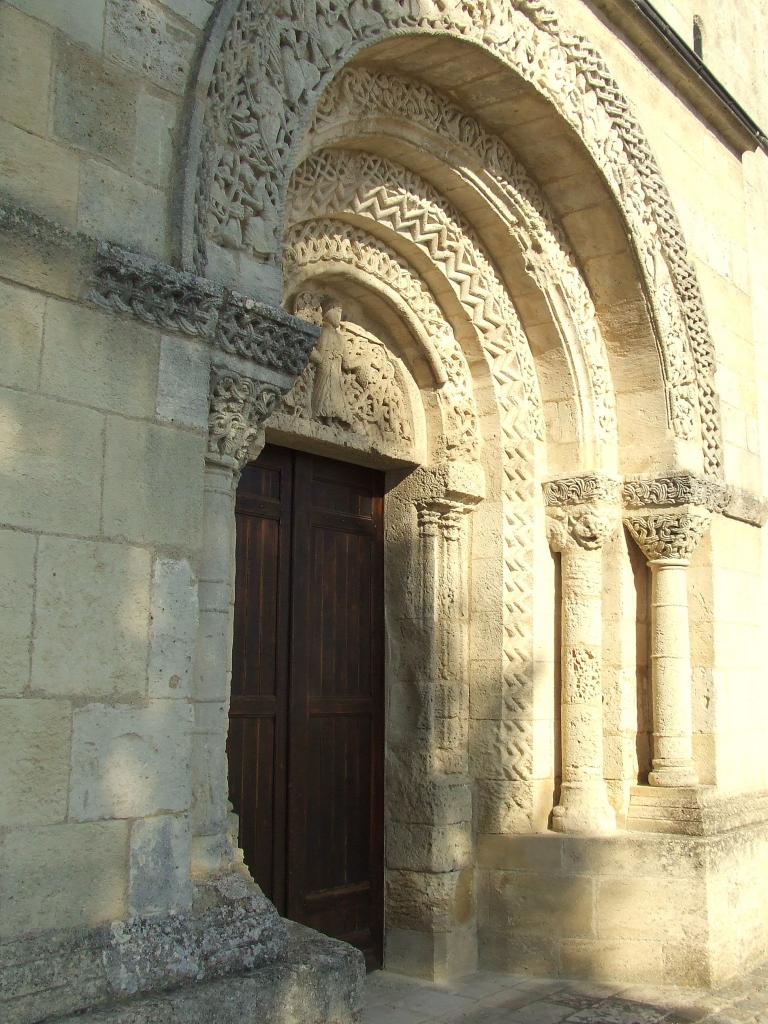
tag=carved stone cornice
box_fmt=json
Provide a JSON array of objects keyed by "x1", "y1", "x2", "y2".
[
  {"x1": 89, "y1": 244, "x2": 319, "y2": 376},
  {"x1": 622, "y1": 473, "x2": 727, "y2": 513},
  {"x1": 543, "y1": 474, "x2": 621, "y2": 508},
  {"x1": 207, "y1": 366, "x2": 281, "y2": 469},
  {"x1": 624, "y1": 508, "x2": 711, "y2": 563}
]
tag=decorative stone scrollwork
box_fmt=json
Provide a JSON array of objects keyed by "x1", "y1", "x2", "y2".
[
  {"x1": 188, "y1": 0, "x2": 723, "y2": 477},
  {"x1": 208, "y1": 366, "x2": 282, "y2": 468},
  {"x1": 543, "y1": 474, "x2": 621, "y2": 508},
  {"x1": 624, "y1": 509, "x2": 711, "y2": 563},
  {"x1": 622, "y1": 474, "x2": 727, "y2": 514},
  {"x1": 89, "y1": 244, "x2": 319, "y2": 376}
]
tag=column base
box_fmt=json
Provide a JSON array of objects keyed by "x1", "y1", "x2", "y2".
[
  {"x1": 551, "y1": 783, "x2": 616, "y2": 835},
  {"x1": 649, "y1": 763, "x2": 699, "y2": 788}
]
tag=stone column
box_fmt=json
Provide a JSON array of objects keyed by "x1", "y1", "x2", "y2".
[
  {"x1": 624, "y1": 504, "x2": 711, "y2": 788},
  {"x1": 544, "y1": 476, "x2": 619, "y2": 835},
  {"x1": 417, "y1": 499, "x2": 472, "y2": 776},
  {"x1": 191, "y1": 365, "x2": 281, "y2": 876}
]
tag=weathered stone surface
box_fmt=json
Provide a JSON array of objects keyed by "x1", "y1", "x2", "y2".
[
  {"x1": 0, "y1": 699, "x2": 71, "y2": 826},
  {"x1": 0, "y1": 390, "x2": 103, "y2": 535},
  {"x1": 32, "y1": 538, "x2": 151, "y2": 699},
  {"x1": 0, "y1": 121, "x2": 80, "y2": 228},
  {"x1": 129, "y1": 815, "x2": 192, "y2": 916},
  {"x1": 53, "y1": 38, "x2": 138, "y2": 164},
  {"x1": 0, "y1": 821, "x2": 130, "y2": 939},
  {"x1": 70, "y1": 701, "x2": 193, "y2": 821},
  {"x1": 104, "y1": 0, "x2": 198, "y2": 95},
  {"x1": 7, "y1": 0, "x2": 107, "y2": 51},
  {"x1": 102, "y1": 418, "x2": 204, "y2": 549},
  {"x1": 0, "y1": 5, "x2": 52, "y2": 136},
  {"x1": 0, "y1": 529, "x2": 35, "y2": 696},
  {"x1": 156, "y1": 336, "x2": 211, "y2": 429},
  {"x1": 148, "y1": 558, "x2": 199, "y2": 698},
  {"x1": 52, "y1": 922, "x2": 362, "y2": 1024},
  {"x1": 41, "y1": 300, "x2": 160, "y2": 416},
  {"x1": 79, "y1": 161, "x2": 167, "y2": 260},
  {"x1": 0, "y1": 278, "x2": 45, "y2": 391},
  {"x1": 105, "y1": 873, "x2": 287, "y2": 997}
]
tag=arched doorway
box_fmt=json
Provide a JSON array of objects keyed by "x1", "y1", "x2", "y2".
[{"x1": 182, "y1": 0, "x2": 725, "y2": 987}]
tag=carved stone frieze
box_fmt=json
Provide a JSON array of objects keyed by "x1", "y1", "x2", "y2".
[
  {"x1": 622, "y1": 474, "x2": 727, "y2": 513},
  {"x1": 89, "y1": 244, "x2": 319, "y2": 376},
  {"x1": 284, "y1": 220, "x2": 480, "y2": 460},
  {"x1": 543, "y1": 474, "x2": 621, "y2": 508},
  {"x1": 624, "y1": 508, "x2": 711, "y2": 563},
  {"x1": 208, "y1": 365, "x2": 282, "y2": 468},
  {"x1": 277, "y1": 307, "x2": 415, "y2": 450}
]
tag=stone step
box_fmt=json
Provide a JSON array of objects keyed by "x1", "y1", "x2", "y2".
[{"x1": 53, "y1": 924, "x2": 364, "y2": 1024}]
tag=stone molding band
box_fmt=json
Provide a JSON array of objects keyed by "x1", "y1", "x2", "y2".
[
  {"x1": 542, "y1": 472, "x2": 766, "y2": 526},
  {"x1": 89, "y1": 244, "x2": 319, "y2": 376},
  {"x1": 0, "y1": 200, "x2": 320, "y2": 378}
]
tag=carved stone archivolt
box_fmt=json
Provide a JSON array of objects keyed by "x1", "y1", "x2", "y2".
[
  {"x1": 185, "y1": 0, "x2": 722, "y2": 476},
  {"x1": 304, "y1": 67, "x2": 616, "y2": 446},
  {"x1": 287, "y1": 148, "x2": 544, "y2": 442}
]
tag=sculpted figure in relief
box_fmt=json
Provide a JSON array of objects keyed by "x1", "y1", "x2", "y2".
[
  {"x1": 310, "y1": 303, "x2": 355, "y2": 427},
  {"x1": 283, "y1": 297, "x2": 413, "y2": 446}
]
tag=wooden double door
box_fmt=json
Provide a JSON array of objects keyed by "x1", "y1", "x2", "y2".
[{"x1": 228, "y1": 445, "x2": 385, "y2": 966}]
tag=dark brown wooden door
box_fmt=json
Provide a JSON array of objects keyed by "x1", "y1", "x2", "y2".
[{"x1": 228, "y1": 446, "x2": 384, "y2": 967}]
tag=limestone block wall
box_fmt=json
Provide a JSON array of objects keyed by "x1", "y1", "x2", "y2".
[
  {"x1": 478, "y1": 827, "x2": 768, "y2": 988},
  {"x1": 0, "y1": 227, "x2": 209, "y2": 943},
  {"x1": 0, "y1": 0, "x2": 214, "y2": 263}
]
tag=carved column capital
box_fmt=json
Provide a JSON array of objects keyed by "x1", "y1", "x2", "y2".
[
  {"x1": 543, "y1": 474, "x2": 620, "y2": 554},
  {"x1": 624, "y1": 508, "x2": 711, "y2": 563},
  {"x1": 546, "y1": 506, "x2": 617, "y2": 553},
  {"x1": 207, "y1": 365, "x2": 281, "y2": 470},
  {"x1": 416, "y1": 499, "x2": 471, "y2": 539}
]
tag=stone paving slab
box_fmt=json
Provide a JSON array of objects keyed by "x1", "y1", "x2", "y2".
[{"x1": 362, "y1": 962, "x2": 768, "y2": 1024}]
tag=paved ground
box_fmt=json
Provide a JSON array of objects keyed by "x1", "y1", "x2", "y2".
[{"x1": 362, "y1": 961, "x2": 768, "y2": 1023}]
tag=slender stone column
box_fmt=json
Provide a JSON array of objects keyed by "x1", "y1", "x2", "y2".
[
  {"x1": 416, "y1": 499, "x2": 472, "y2": 776},
  {"x1": 191, "y1": 365, "x2": 281, "y2": 876},
  {"x1": 544, "y1": 476, "x2": 619, "y2": 835},
  {"x1": 624, "y1": 506, "x2": 711, "y2": 788}
]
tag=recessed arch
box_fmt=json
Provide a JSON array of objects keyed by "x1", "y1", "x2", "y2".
[{"x1": 179, "y1": 0, "x2": 722, "y2": 478}]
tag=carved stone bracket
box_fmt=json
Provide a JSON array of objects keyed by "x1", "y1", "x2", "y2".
[
  {"x1": 543, "y1": 473, "x2": 621, "y2": 508},
  {"x1": 207, "y1": 365, "x2": 282, "y2": 470}
]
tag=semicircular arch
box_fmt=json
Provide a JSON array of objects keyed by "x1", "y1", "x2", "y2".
[{"x1": 180, "y1": 0, "x2": 722, "y2": 477}]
